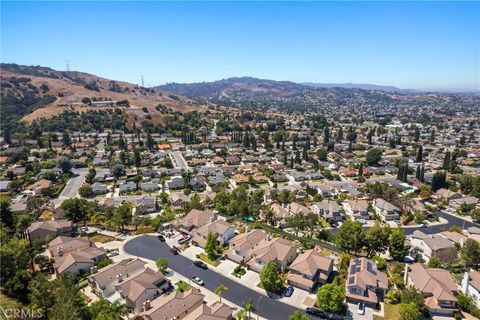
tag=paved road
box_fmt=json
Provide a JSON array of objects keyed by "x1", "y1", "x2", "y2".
[
  {"x1": 124, "y1": 235, "x2": 307, "y2": 320},
  {"x1": 52, "y1": 168, "x2": 88, "y2": 208},
  {"x1": 402, "y1": 210, "x2": 479, "y2": 236},
  {"x1": 169, "y1": 151, "x2": 189, "y2": 169}
]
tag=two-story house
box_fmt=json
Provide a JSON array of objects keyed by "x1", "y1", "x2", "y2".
[
  {"x1": 345, "y1": 258, "x2": 389, "y2": 308},
  {"x1": 462, "y1": 270, "x2": 480, "y2": 307},
  {"x1": 287, "y1": 249, "x2": 334, "y2": 292},
  {"x1": 373, "y1": 198, "x2": 401, "y2": 221},
  {"x1": 312, "y1": 200, "x2": 344, "y2": 222},
  {"x1": 225, "y1": 229, "x2": 268, "y2": 264},
  {"x1": 408, "y1": 231, "x2": 458, "y2": 263},
  {"x1": 192, "y1": 220, "x2": 235, "y2": 248},
  {"x1": 405, "y1": 263, "x2": 458, "y2": 316},
  {"x1": 246, "y1": 237, "x2": 298, "y2": 273}
]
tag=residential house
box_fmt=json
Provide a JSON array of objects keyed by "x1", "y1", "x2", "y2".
[
  {"x1": 135, "y1": 196, "x2": 157, "y2": 214},
  {"x1": 28, "y1": 219, "x2": 72, "y2": 242},
  {"x1": 91, "y1": 182, "x2": 109, "y2": 195},
  {"x1": 373, "y1": 198, "x2": 400, "y2": 221},
  {"x1": 29, "y1": 179, "x2": 53, "y2": 196},
  {"x1": 435, "y1": 188, "x2": 463, "y2": 202},
  {"x1": 189, "y1": 176, "x2": 207, "y2": 191},
  {"x1": 405, "y1": 263, "x2": 458, "y2": 316},
  {"x1": 287, "y1": 249, "x2": 334, "y2": 292},
  {"x1": 207, "y1": 173, "x2": 225, "y2": 188},
  {"x1": 171, "y1": 209, "x2": 216, "y2": 233},
  {"x1": 408, "y1": 231, "x2": 458, "y2": 263},
  {"x1": 170, "y1": 192, "x2": 190, "y2": 209},
  {"x1": 48, "y1": 236, "x2": 107, "y2": 275},
  {"x1": 343, "y1": 200, "x2": 372, "y2": 221},
  {"x1": 312, "y1": 200, "x2": 344, "y2": 222},
  {"x1": 462, "y1": 270, "x2": 480, "y2": 307},
  {"x1": 225, "y1": 229, "x2": 269, "y2": 264},
  {"x1": 141, "y1": 182, "x2": 159, "y2": 192},
  {"x1": 192, "y1": 220, "x2": 235, "y2": 248},
  {"x1": 246, "y1": 237, "x2": 298, "y2": 272},
  {"x1": 0, "y1": 180, "x2": 11, "y2": 192},
  {"x1": 141, "y1": 288, "x2": 232, "y2": 320},
  {"x1": 168, "y1": 177, "x2": 185, "y2": 190},
  {"x1": 345, "y1": 258, "x2": 389, "y2": 308},
  {"x1": 119, "y1": 182, "x2": 136, "y2": 194}
]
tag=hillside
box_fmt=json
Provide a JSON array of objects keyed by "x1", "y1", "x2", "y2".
[
  {"x1": 302, "y1": 82, "x2": 404, "y2": 92},
  {"x1": 156, "y1": 77, "x2": 479, "y2": 113},
  {"x1": 0, "y1": 63, "x2": 212, "y2": 126}
]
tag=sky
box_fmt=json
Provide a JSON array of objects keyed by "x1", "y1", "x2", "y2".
[{"x1": 1, "y1": 1, "x2": 479, "y2": 91}]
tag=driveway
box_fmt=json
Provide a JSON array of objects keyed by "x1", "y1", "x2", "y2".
[
  {"x1": 124, "y1": 235, "x2": 313, "y2": 320},
  {"x1": 52, "y1": 168, "x2": 88, "y2": 207}
]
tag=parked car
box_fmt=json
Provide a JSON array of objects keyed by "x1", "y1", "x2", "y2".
[
  {"x1": 157, "y1": 235, "x2": 165, "y2": 242},
  {"x1": 305, "y1": 307, "x2": 325, "y2": 318},
  {"x1": 419, "y1": 223, "x2": 427, "y2": 228},
  {"x1": 357, "y1": 219, "x2": 367, "y2": 225},
  {"x1": 191, "y1": 276, "x2": 204, "y2": 286},
  {"x1": 178, "y1": 235, "x2": 191, "y2": 244},
  {"x1": 357, "y1": 302, "x2": 365, "y2": 315},
  {"x1": 170, "y1": 247, "x2": 179, "y2": 255},
  {"x1": 284, "y1": 286, "x2": 294, "y2": 297},
  {"x1": 194, "y1": 260, "x2": 208, "y2": 270},
  {"x1": 106, "y1": 249, "x2": 119, "y2": 257}
]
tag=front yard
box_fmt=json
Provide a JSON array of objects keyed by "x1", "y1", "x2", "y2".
[
  {"x1": 197, "y1": 253, "x2": 221, "y2": 266},
  {"x1": 373, "y1": 304, "x2": 400, "y2": 320},
  {"x1": 175, "y1": 280, "x2": 191, "y2": 292}
]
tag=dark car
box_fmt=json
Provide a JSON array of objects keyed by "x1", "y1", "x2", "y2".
[
  {"x1": 157, "y1": 235, "x2": 166, "y2": 242},
  {"x1": 169, "y1": 247, "x2": 179, "y2": 255},
  {"x1": 305, "y1": 307, "x2": 325, "y2": 318},
  {"x1": 284, "y1": 286, "x2": 294, "y2": 297},
  {"x1": 194, "y1": 260, "x2": 208, "y2": 269}
]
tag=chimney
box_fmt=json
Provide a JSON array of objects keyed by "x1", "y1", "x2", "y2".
[
  {"x1": 143, "y1": 300, "x2": 151, "y2": 311},
  {"x1": 116, "y1": 274, "x2": 123, "y2": 283},
  {"x1": 91, "y1": 266, "x2": 98, "y2": 274},
  {"x1": 57, "y1": 246, "x2": 63, "y2": 257}
]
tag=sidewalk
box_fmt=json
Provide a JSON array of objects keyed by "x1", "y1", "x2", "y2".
[
  {"x1": 114, "y1": 234, "x2": 268, "y2": 320},
  {"x1": 169, "y1": 235, "x2": 317, "y2": 310}
]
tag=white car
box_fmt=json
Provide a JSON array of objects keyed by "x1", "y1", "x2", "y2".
[
  {"x1": 191, "y1": 276, "x2": 204, "y2": 286},
  {"x1": 357, "y1": 219, "x2": 367, "y2": 225},
  {"x1": 357, "y1": 302, "x2": 365, "y2": 315}
]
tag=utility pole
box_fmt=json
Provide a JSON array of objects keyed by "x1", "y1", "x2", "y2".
[
  {"x1": 141, "y1": 75, "x2": 145, "y2": 87},
  {"x1": 65, "y1": 59, "x2": 70, "y2": 72}
]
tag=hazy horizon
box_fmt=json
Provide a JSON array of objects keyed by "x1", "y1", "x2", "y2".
[{"x1": 2, "y1": 2, "x2": 479, "y2": 91}]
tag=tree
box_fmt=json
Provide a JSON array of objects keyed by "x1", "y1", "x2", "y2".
[
  {"x1": 113, "y1": 203, "x2": 132, "y2": 231},
  {"x1": 163, "y1": 155, "x2": 173, "y2": 168},
  {"x1": 243, "y1": 300, "x2": 253, "y2": 319},
  {"x1": 364, "y1": 225, "x2": 390, "y2": 258},
  {"x1": 443, "y1": 151, "x2": 451, "y2": 170},
  {"x1": 29, "y1": 273, "x2": 55, "y2": 318},
  {"x1": 62, "y1": 130, "x2": 71, "y2": 147},
  {"x1": 365, "y1": 148, "x2": 382, "y2": 165},
  {"x1": 427, "y1": 256, "x2": 442, "y2": 268},
  {"x1": 87, "y1": 299, "x2": 125, "y2": 320},
  {"x1": 389, "y1": 228, "x2": 407, "y2": 261},
  {"x1": 85, "y1": 168, "x2": 96, "y2": 184},
  {"x1": 205, "y1": 231, "x2": 218, "y2": 260},
  {"x1": 49, "y1": 274, "x2": 88, "y2": 320},
  {"x1": 336, "y1": 220, "x2": 364, "y2": 254},
  {"x1": 259, "y1": 261, "x2": 283, "y2": 293},
  {"x1": 401, "y1": 285, "x2": 428, "y2": 316},
  {"x1": 146, "y1": 132, "x2": 155, "y2": 150},
  {"x1": 471, "y1": 208, "x2": 480, "y2": 223},
  {"x1": 133, "y1": 149, "x2": 141, "y2": 168},
  {"x1": 79, "y1": 185, "x2": 93, "y2": 198},
  {"x1": 460, "y1": 239, "x2": 480, "y2": 268},
  {"x1": 111, "y1": 162, "x2": 126, "y2": 179},
  {"x1": 156, "y1": 258, "x2": 169, "y2": 273},
  {"x1": 431, "y1": 170, "x2": 447, "y2": 191},
  {"x1": 316, "y1": 148, "x2": 328, "y2": 161},
  {"x1": 289, "y1": 310, "x2": 309, "y2": 320},
  {"x1": 59, "y1": 157, "x2": 72, "y2": 174},
  {"x1": 15, "y1": 214, "x2": 32, "y2": 233},
  {"x1": 316, "y1": 283, "x2": 345, "y2": 314},
  {"x1": 61, "y1": 198, "x2": 93, "y2": 224},
  {"x1": 215, "y1": 284, "x2": 228, "y2": 303},
  {"x1": 0, "y1": 196, "x2": 14, "y2": 229},
  {"x1": 415, "y1": 145, "x2": 423, "y2": 162},
  {"x1": 399, "y1": 302, "x2": 420, "y2": 320}
]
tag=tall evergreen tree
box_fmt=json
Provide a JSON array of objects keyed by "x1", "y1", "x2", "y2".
[{"x1": 415, "y1": 145, "x2": 423, "y2": 163}]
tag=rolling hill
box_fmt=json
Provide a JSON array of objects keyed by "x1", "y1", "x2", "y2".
[{"x1": 0, "y1": 63, "x2": 212, "y2": 126}]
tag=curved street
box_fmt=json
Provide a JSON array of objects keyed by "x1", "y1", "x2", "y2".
[{"x1": 124, "y1": 235, "x2": 306, "y2": 320}]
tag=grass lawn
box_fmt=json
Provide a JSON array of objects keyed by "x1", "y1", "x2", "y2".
[
  {"x1": 373, "y1": 304, "x2": 400, "y2": 320},
  {"x1": 175, "y1": 280, "x2": 191, "y2": 293},
  {"x1": 198, "y1": 253, "x2": 221, "y2": 266},
  {"x1": 88, "y1": 234, "x2": 119, "y2": 243}
]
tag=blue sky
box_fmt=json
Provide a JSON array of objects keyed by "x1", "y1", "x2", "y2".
[{"x1": 1, "y1": 1, "x2": 479, "y2": 90}]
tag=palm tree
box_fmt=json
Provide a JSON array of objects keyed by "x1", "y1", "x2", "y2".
[
  {"x1": 215, "y1": 283, "x2": 228, "y2": 303},
  {"x1": 243, "y1": 301, "x2": 253, "y2": 319},
  {"x1": 236, "y1": 309, "x2": 247, "y2": 320}
]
